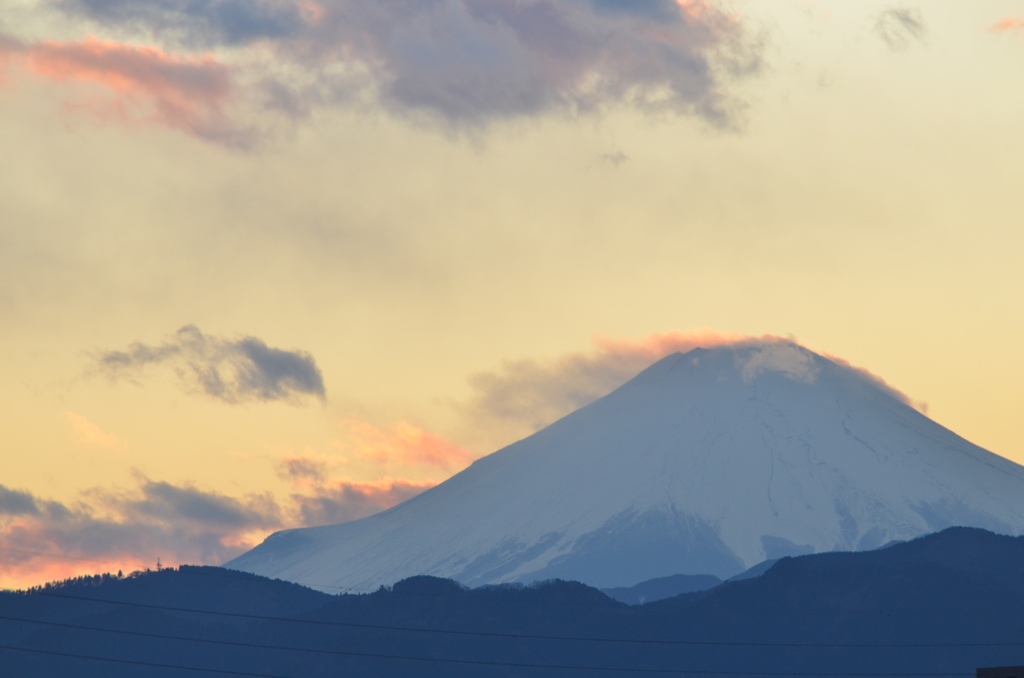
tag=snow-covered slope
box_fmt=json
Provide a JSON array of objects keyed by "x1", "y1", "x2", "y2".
[{"x1": 227, "y1": 341, "x2": 1024, "y2": 590}]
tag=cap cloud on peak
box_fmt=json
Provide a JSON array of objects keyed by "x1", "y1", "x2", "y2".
[
  {"x1": 736, "y1": 341, "x2": 820, "y2": 385},
  {"x1": 667, "y1": 338, "x2": 821, "y2": 385}
]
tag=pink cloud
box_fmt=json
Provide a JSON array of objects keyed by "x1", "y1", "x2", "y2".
[
  {"x1": 64, "y1": 412, "x2": 124, "y2": 451},
  {"x1": 590, "y1": 328, "x2": 760, "y2": 362},
  {"x1": 990, "y1": 17, "x2": 1024, "y2": 32},
  {"x1": 337, "y1": 419, "x2": 474, "y2": 471},
  {"x1": 272, "y1": 417, "x2": 467, "y2": 525},
  {"x1": 0, "y1": 546, "x2": 156, "y2": 591},
  {"x1": 1, "y1": 34, "x2": 244, "y2": 143}
]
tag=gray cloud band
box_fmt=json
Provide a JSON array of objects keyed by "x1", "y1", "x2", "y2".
[
  {"x1": 95, "y1": 325, "x2": 326, "y2": 404},
  {"x1": 0, "y1": 480, "x2": 282, "y2": 569},
  {"x1": 0, "y1": 486, "x2": 42, "y2": 516},
  {"x1": 288, "y1": 481, "x2": 430, "y2": 528},
  {"x1": 55, "y1": 0, "x2": 761, "y2": 128},
  {"x1": 0, "y1": 476, "x2": 432, "y2": 577}
]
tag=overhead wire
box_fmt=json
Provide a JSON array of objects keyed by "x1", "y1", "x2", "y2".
[
  {"x1": 23, "y1": 591, "x2": 1024, "y2": 648},
  {"x1": 0, "y1": 644, "x2": 972, "y2": 677}
]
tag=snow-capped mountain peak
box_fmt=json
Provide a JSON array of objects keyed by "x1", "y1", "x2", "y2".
[{"x1": 228, "y1": 340, "x2": 1024, "y2": 590}]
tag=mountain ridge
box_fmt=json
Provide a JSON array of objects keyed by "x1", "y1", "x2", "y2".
[{"x1": 6, "y1": 528, "x2": 1024, "y2": 677}]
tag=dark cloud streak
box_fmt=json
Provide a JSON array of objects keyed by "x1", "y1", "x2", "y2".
[
  {"x1": 57, "y1": 0, "x2": 310, "y2": 46},
  {"x1": 0, "y1": 478, "x2": 284, "y2": 577},
  {"x1": 95, "y1": 325, "x2": 326, "y2": 404},
  {"x1": 289, "y1": 479, "x2": 433, "y2": 528},
  {"x1": 0, "y1": 474, "x2": 433, "y2": 587},
  {"x1": 0, "y1": 486, "x2": 41, "y2": 516},
  {"x1": 127, "y1": 480, "x2": 280, "y2": 528}
]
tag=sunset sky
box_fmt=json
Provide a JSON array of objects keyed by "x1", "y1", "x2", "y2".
[{"x1": 2, "y1": 0, "x2": 1023, "y2": 590}]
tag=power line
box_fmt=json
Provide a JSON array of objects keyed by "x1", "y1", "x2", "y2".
[
  {"x1": 0, "y1": 644, "x2": 971, "y2": 676},
  {"x1": 27, "y1": 592, "x2": 1024, "y2": 649},
  {"x1": 6, "y1": 608, "x2": 1022, "y2": 666}
]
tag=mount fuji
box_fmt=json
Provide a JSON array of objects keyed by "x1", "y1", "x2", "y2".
[{"x1": 227, "y1": 340, "x2": 1024, "y2": 591}]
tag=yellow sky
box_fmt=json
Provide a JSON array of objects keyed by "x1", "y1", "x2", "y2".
[{"x1": 1, "y1": 0, "x2": 1023, "y2": 588}]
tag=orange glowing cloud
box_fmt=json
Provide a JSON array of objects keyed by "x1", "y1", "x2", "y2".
[
  {"x1": 590, "y1": 328, "x2": 766, "y2": 362},
  {"x1": 337, "y1": 419, "x2": 474, "y2": 471},
  {"x1": 64, "y1": 412, "x2": 124, "y2": 451},
  {"x1": 2, "y1": 35, "x2": 241, "y2": 142},
  {"x1": 990, "y1": 17, "x2": 1024, "y2": 32},
  {"x1": 674, "y1": 0, "x2": 714, "y2": 21},
  {"x1": 0, "y1": 545, "x2": 154, "y2": 591},
  {"x1": 272, "y1": 419, "x2": 463, "y2": 526}
]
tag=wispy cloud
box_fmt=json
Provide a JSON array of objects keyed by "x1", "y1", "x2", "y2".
[
  {"x1": 64, "y1": 412, "x2": 124, "y2": 451},
  {"x1": 276, "y1": 456, "x2": 328, "y2": 483},
  {"x1": 989, "y1": 16, "x2": 1024, "y2": 33},
  {"x1": 286, "y1": 477, "x2": 435, "y2": 528},
  {"x1": 94, "y1": 325, "x2": 326, "y2": 404},
  {"x1": 0, "y1": 34, "x2": 18, "y2": 84},
  {"x1": 336, "y1": 419, "x2": 474, "y2": 471},
  {"x1": 0, "y1": 34, "x2": 248, "y2": 144},
  {"x1": 598, "y1": 150, "x2": 629, "y2": 167},
  {"x1": 45, "y1": 0, "x2": 760, "y2": 132},
  {"x1": 873, "y1": 7, "x2": 925, "y2": 52},
  {"x1": 272, "y1": 417, "x2": 472, "y2": 524}
]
